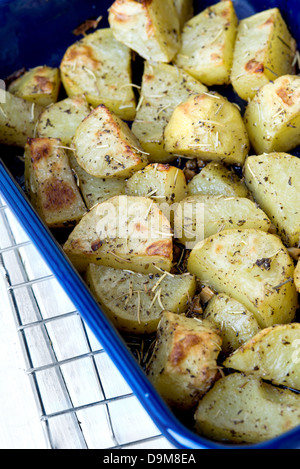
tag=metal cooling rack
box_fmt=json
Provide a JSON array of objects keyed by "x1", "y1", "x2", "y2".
[{"x1": 0, "y1": 194, "x2": 175, "y2": 450}]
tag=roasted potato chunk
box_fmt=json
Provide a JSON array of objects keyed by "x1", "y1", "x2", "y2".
[
  {"x1": 231, "y1": 8, "x2": 297, "y2": 101},
  {"x1": 164, "y1": 92, "x2": 250, "y2": 166},
  {"x1": 175, "y1": 1, "x2": 238, "y2": 86},
  {"x1": 60, "y1": 28, "x2": 136, "y2": 121},
  {"x1": 36, "y1": 95, "x2": 90, "y2": 146},
  {"x1": 203, "y1": 293, "x2": 261, "y2": 354},
  {"x1": 244, "y1": 75, "x2": 300, "y2": 154},
  {"x1": 194, "y1": 372, "x2": 300, "y2": 444},
  {"x1": 187, "y1": 229, "x2": 298, "y2": 328},
  {"x1": 223, "y1": 324, "x2": 300, "y2": 392},
  {"x1": 0, "y1": 91, "x2": 43, "y2": 147},
  {"x1": 108, "y1": 0, "x2": 181, "y2": 63},
  {"x1": 24, "y1": 138, "x2": 87, "y2": 228},
  {"x1": 86, "y1": 264, "x2": 196, "y2": 334},
  {"x1": 244, "y1": 152, "x2": 300, "y2": 248},
  {"x1": 146, "y1": 312, "x2": 222, "y2": 410},
  {"x1": 63, "y1": 195, "x2": 173, "y2": 273},
  {"x1": 126, "y1": 163, "x2": 187, "y2": 218},
  {"x1": 187, "y1": 162, "x2": 249, "y2": 198},
  {"x1": 131, "y1": 61, "x2": 207, "y2": 163},
  {"x1": 173, "y1": 195, "x2": 270, "y2": 248},
  {"x1": 8, "y1": 65, "x2": 61, "y2": 107},
  {"x1": 69, "y1": 153, "x2": 126, "y2": 210},
  {"x1": 73, "y1": 104, "x2": 148, "y2": 179}
]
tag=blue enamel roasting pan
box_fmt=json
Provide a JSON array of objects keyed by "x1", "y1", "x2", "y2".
[{"x1": 0, "y1": 0, "x2": 300, "y2": 449}]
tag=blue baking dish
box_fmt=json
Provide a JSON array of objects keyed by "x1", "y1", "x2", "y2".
[{"x1": 1, "y1": 0, "x2": 300, "y2": 449}]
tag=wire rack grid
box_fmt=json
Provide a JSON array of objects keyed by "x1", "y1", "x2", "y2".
[{"x1": 0, "y1": 194, "x2": 175, "y2": 450}]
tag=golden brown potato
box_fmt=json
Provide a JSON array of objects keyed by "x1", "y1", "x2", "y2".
[
  {"x1": 131, "y1": 61, "x2": 207, "y2": 163},
  {"x1": 63, "y1": 195, "x2": 173, "y2": 274},
  {"x1": 24, "y1": 138, "x2": 87, "y2": 228},
  {"x1": 86, "y1": 264, "x2": 196, "y2": 334},
  {"x1": 223, "y1": 324, "x2": 300, "y2": 392},
  {"x1": 231, "y1": 8, "x2": 297, "y2": 101},
  {"x1": 164, "y1": 92, "x2": 250, "y2": 166},
  {"x1": 146, "y1": 311, "x2": 222, "y2": 410},
  {"x1": 203, "y1": 293, "x2": 261, "y2": 354},
  {"x1": 8, "y1": 65, "x2": 61, "y2": 107},
  {"x1": 194, "y1": 372, "x2": 300, "y2": 444},
  {"x1": 69, "y1": 153, "x2": 126, "y2": 210},
  {"x1": 187, "y1": 162, "x2": 249, "y2": 198},
  {"x1": 72, "y1": 104, "x2": 148, "y2": 179},
  {"x1": 36, "y1": 95, "x2": 91, "y2": 146},
  {"x1": 187, "y1": 229, "x2": 298, "y2": 328},
  {"x1": 0, "y1": 91, "x2": 43, "y2": 147},
  {"x1": 173, "y1": 194, "x2": 270, "y2": 248},
  {"x1": 244, "y1": 75, "x2": 300, "y2": 155},
  {"x1": 60, "y1": 28, "x2": 136, "y2": 121},
  {"x1": 244, "y1": 152, "x2": 300, "y2": 248},
  {"x1": 108, "y1": 0, "x2": 181, "y2": 63},
  {"x1": 175, "y1": 1, "x2": 238, "y2": 86}
]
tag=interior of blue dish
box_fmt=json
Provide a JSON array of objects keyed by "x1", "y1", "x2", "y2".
[{"x1": 0, "y1": 0, "x2": 300, "y2": 449}]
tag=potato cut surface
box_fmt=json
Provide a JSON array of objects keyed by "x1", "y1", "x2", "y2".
[
  {"x1": 187, "y1": 229, "x2": 298, "y2": 328},
  {"x1": 24, "y1": 137, "x2": 87, "y2": 227},
  {"x1": 147, "y1": 312, "x2": 222, "y2": 409},
  {"x1": 164, "y1": 92, "x2": 250, "y2": 166},
  {"x1": 231, "y1": 8, "x2": 297, "y2": 101},
  {"x1": 63, "y1": 195, "x2": 173, "y2": 274},
  {"x1": 244, "y1": 75, "x2": 300, "y2": 154},
  {"x1": 244, "y1": 152, "x2": 300, "y2": 248},
  {"x1": 195, "y1": 372, "x2": 300, "y2": 444},
  {"x1": 108, "y1": 0, "x2": 181, "y2": 63},
  {"x1": 131, "y1": 61, "x2": 207, "y2": 163},
  {"x1": 60, "y1": 28, "x2": 136, "y2": 120},
  {"x1": 86, "y1": 264, "x2": 196, "y2": 334},
  {"x1": 73, "y1": 104, "x2": 148, "y2": 178},
  {"x1": 175, "y1": 0, "x2": 238, "y2": 86}
]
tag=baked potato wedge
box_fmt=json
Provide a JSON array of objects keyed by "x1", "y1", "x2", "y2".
[
  {"x1": 24, "y1": 138, "x2": 87, "y2": 228},
  {"x1": 164, "y1": 92, "x2": 250, "y2": 166},
  {"x1": 126, "y1": 163, "x2": 187, "y2": 219},
  {"x1": 187, "y1": 229, "x2": 298, "y2": 328},
  {"x1": 108, "y1": 0, "x2": 181, "y2": 63},
  {"x1": 131, "y1": 61, "x2": 207, "y2": 163},
  {"x1": 63, "y1": 195, "x2": 173, "y2": 273},
  {"x1": 36, "y1": 95, "x2": 91, "y2": 146},
  {"x1": 86, "y1": 264, "x2": 196, "y2": 334},
  {"x1": 146, "y1": 311, "x2": 222, "y2": 410},
  {"x1": 69, "y1": 153, "x2": 126, "y2": 210},
  {"x1": 187, "y1": 162, "x2": 249, "y2": 198},
  {"x1": 244, "y1": 75, "x2": 300, "y2": 155},
  {"x1": 174, "y1": 1, "x2": 238, "y2": 86},
  {"x1": 60, "y1": 28, "x2": 136, "y2": 121},
  {"x1": 0, "y1": 91, "x2": 43, "y2": 147},
  {"x1": 8, "y1": 65, "x2": 61, "y2": 107},
  {"x1": 194, "y1": 372, "x2": 300, "y2": 444},
  {"x1": 173, "y1": 195, "x2": 270, "y2": 248},
  {"x1": 72, "y1": 104, "x2": 148, "y2": 179},
  {"x1": 223, "y1": 324, "x2": 300, "y2": 392},
  {"x1": 244, "y1": 152, "x2": 300, "y2": 248},
  {"x1": 231, "y1": 8, "x2": 297, "y2": 101},
  {"x1": 203, "y1": 293, "x2": 261, "y2": 354}
]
